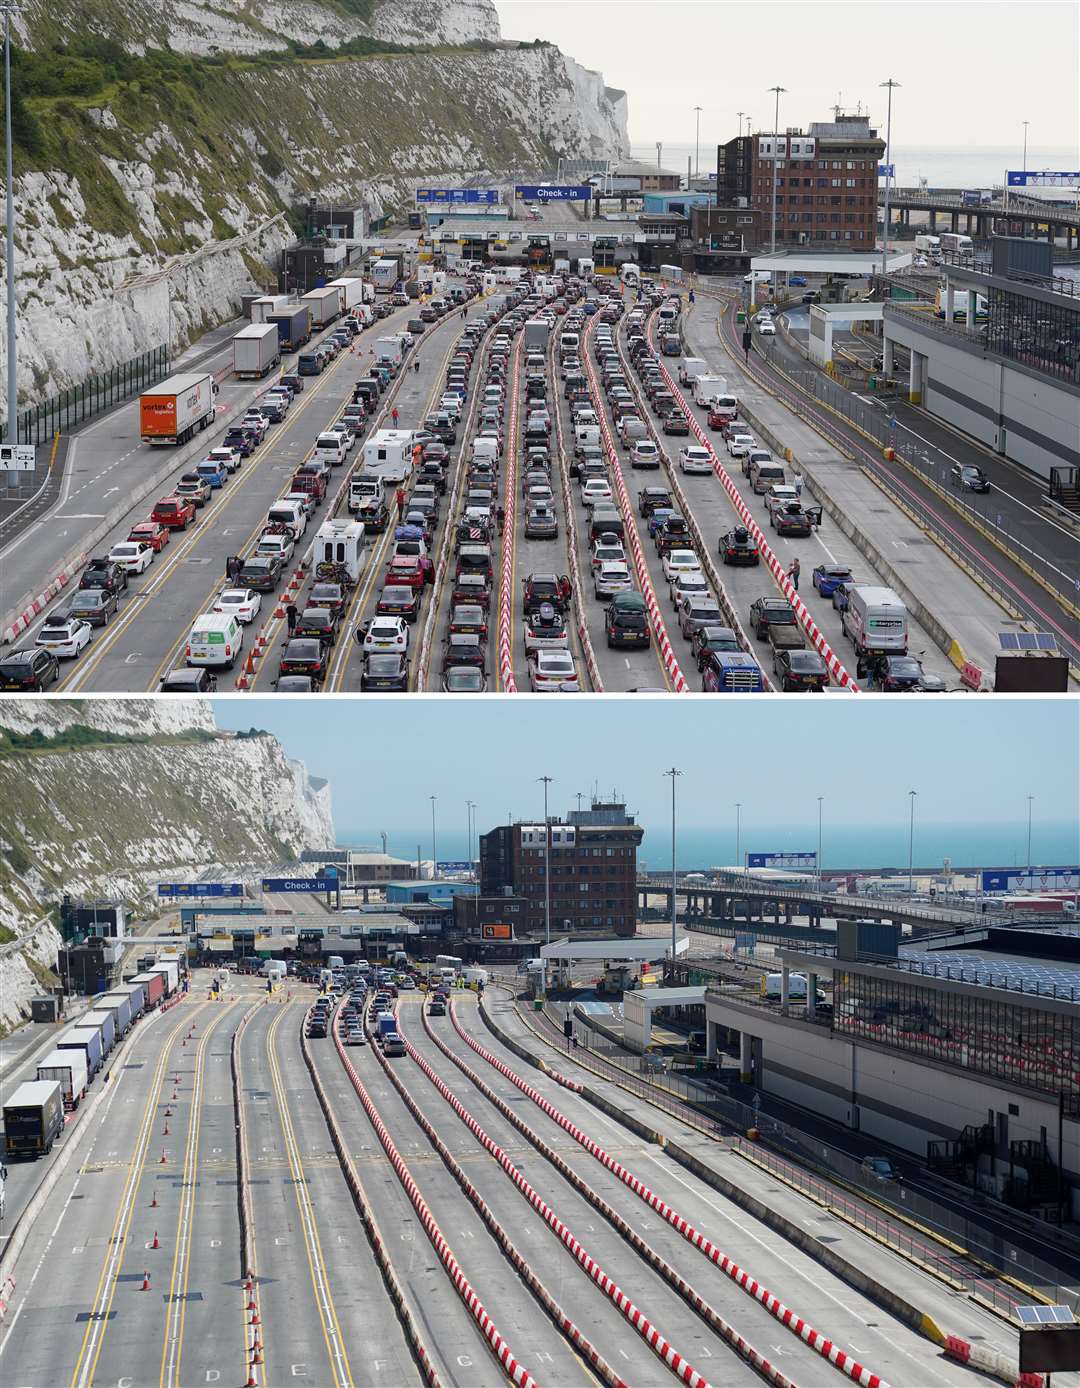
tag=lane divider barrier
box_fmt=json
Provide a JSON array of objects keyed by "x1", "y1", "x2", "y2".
[{"x1": 497, "y1": 335, "x2": 523, "y2": 691}]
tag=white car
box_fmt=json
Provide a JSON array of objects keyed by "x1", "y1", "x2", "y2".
[
  {"x1": 594, "y1": 561, "x2": 633, "y2": 599},
  {"x1": 363, "y1": 616, "x2": 410, "y2": 655},
  {"x1": 671, "y1": 572, "x2": 711, "y2": 606},
  {"x1": 581, "y1": 478, "x2": 613, "y2": 510},
  {"x1": 529, "y1": 648, "x2": 580, "y2": 692},
  {"x1": 438, "y1": 395, "x2": 463, "y2": 421},
  {"x1": 328, "y1": 424, "x2": 355, "y2": 453},
  {"x1": 678, "y1": 446, "x2": 713, "y2": 475},
  {"x1": 757, "y1": 317, "x2": 776, "y2": 335},
  {"x1": 662, "y1": 548, "x2": 702, "y2": 587},
  {"x1": 107, "y1": 541, "x2": 154, "y2": 574},
  {"x1": 242, "y1": 413, "x2": 270, "y2": 441},
  {"x1": 727, "y1": 432, "x2": 756, "y2": 458},
  {"x1": 591, "y1": 538, "x2": 625, "y2": 571},
  {"x1": 631, "y1": 440, "x2": 661, "y2": 467},
  {"x1": 213, "y1": 588, "x2": 262, "y2": 624},
  {"x1": 524, "y1": 608, "x2": 569, "y2": 652},
  {"x1": 35, "y1": 616, "x2": 92, "y2": 658},
  {"x1": 204, "y1": 446, "x2": 241, "y2": 474}
]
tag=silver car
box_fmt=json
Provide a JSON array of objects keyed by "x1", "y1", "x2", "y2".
[
  {"x1": 525, "y1": 505, "x2": 558, "y2": 539},
  {"x1": 678, "y1": 595, "x2": 724, "y2": 639}
]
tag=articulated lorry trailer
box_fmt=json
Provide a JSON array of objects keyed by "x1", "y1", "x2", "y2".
[
  {"x1": 232, "y1": 323, "x2": 282, "y2": 379},
  {"x1": 266, "y1": 305, "x2": 312, "y2": 352},
  {"x1": 301, "y1": 286, "x2": 341, "y2": 329},
  {"x1": 3, "y1": 1080, "x2": 64, "y2": 1157},
  {"x1": 139, "y1": 371, "x2": 216, "y2": 446}
]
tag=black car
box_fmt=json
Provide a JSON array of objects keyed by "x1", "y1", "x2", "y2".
[
  {"x1": 774, "y1": 648, "x2": 829, "y2": 690},
  {"x1": 691, "y1": 625, "x2": 740, "y2": 668},
  {"x1": 442, "y1": 665, "x2": 487, "y2": 692},
  {"x1": 309, "y1": 583, "x2": 346, "y2": 620},
  {"x1": 277, "y1": 638, "x2": 327, "y2": 685},
  {"x1": 750, "y1": 597, "x2": 797, "y2": 640},
  {"x1": 80, "y1": 558, "x2": 128, "y2": 595},
  {"x1": 638, "y1": 487, "x2": 672, "y2": 518},
  {"x1": 867, "y1": 653, "x2": 925, "y2": 691},
  {"x1": 0, "y1": 647, "x2": 60, "y2": 690},
  {"x1": 950, "y1": 463, "x2": 990, "y2": 493},
  {"x1": 605, "y1": 593, "x2": 650, "y2": 649},
  {"x1": 442, "y1": 632, "x2": 485, "y2": 671},
  {"x1": 376, "y1": 585, "x2": 422, "y2": 623},
  {"x1": 719, "y1": 527, "x2": 760, "y2": 566},
  {"x1": 239, "y1": 555, "x2": 282, "y2": 592},
  {"x1": 222, "y1": 427, "x2": 257, "y2": 457},
  {"x1": 361, "y1": 652, "x2": 409, "y2": 691},
  {"x1": 522, "y1": 573, "x2": 572, "y2": 616},
  {"x1": 280, "y1": 373, "x2": 303, "y2": 393},
  {"x1": 294, "y1": 607, "x2": 337, "y2": 648},
  {"x1": 159, "y1": 667, "x2": 217, "y2": 692}
]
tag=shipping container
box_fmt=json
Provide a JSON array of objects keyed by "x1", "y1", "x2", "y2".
[
  {"x1": 266, "y1": 305, "x2": 312, "y2": 352},
  {"x1": 251, "y1": 294, "x2": 291, "y2": 323},
  {"x1": 56, "y1": 1024, "x2": 104, "y2": 1079},
  {"x1": 82, "y1": 1008, "x2": 117, "y2": 1056},
  {"x1": 37, "y1": 1047, "x2": 88, "y2": 1110},
  {"x1": 3, "y1": 1079, "x2": 64, "y2": 1157},
  {"x1": 97, "y1": 991, "x2": 134, "y2": 1036},
  {"x1": 301, "y1": 286, "x2": 341, "y2": 328},
  {"x1": 139, "y1": 371, "x2": 216, "y2": 446},
  {"x1": 133, "y1": 971, "x2": 165, "y2": 1009},
  {"x1": 232, "y1": 323, "x2": 281, "y2": 379}
]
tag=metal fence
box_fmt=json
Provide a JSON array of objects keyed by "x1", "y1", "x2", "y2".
[
  {"x1": 541, "y1": 997, "x2": 1080, "y2": 1316},
  {"x1": 752, "y1": 339, "x2": 1080, "y2": 623},
  {"x1": 4, "y1": 344, "x2": 170, "y2": 446}
]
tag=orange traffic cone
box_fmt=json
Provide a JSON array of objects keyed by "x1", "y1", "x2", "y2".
[
  {"x1": 163, "y1": 1122, "x2": 170, "y2": 1136},
  {"x1": 252, "y1": 1348, "x2": 263, "y2": 1365},
  {"x1": 140, "y1": 1270, "x2": 151, "y2": 1291},
  {"x1": 246, "y1": 1375, "x2": 257, "y2": 1387},
  {"x1": 160, "y1": 1150, "x2": 168, "y2": 1164},
  {"x1": 150, "y1": 1194, "x2": 158, "y2": 1208},
  {"x1": 151, "y1": 1230, "x2": 160, "y2": 1249},
  {"x1": 250, "y1": 1309, "x2": 260, "y2": 1326}
]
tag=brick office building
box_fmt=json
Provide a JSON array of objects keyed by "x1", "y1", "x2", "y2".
[
  {"x1": 476, "y1": 800, "x2": 644, "y2": 938},
  {"x1": 750, "y1": 114, "x2": 885, "y2": 250}
]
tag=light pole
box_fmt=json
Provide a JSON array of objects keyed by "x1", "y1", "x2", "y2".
[
  {"x1": 767, "y1": 85, "x2": 786, "y2": 256},
  {"x1": 1026, "y1": 795, "x2": 1034, "y2": 877},
  {"x1": 429, "y1": 795, "x2": 437, "y2": 879},
  {"x1": 817, "y1": 796, "x2": 824, "y2": 889},
  {"x1": 1022, "y1": 120, "x2": 1030, "y2": 173},
  {"x1": 907, "y1": 790, "x2": 917, "y2": 898},
  {"x1": 694, "y1": 106, "x2": 703, "y2": 177},
  {"x1": 735, "y1": 802, "x2": 742, "y2": 871},
  {"x1": 737, "y1": 110, "x2": 745, "y2": 143},
  {"x1": 880, "y1": 78, "x2": 901, "y2": 278},
  {"x1": 664, "y1": 769, "x2": 682, "y2": 964},
  {"x1": 466, "y1": 800, "x2": 476, "y2": 877},
  {"x1": 2, "y1": 1, "x2": 18, "y2": 443},
  {"x1": 538, "y1": 776, "x2": 553, "y2": 947}
]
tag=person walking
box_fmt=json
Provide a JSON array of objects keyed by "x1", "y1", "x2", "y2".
[
  {"x1": 792, "y1": 469, "x2": 804, "y2": 498},
  {"x1": 391, "y1": 406, "x2": 399, "y2": 428},
  {"x1": 496, "y1": 505, "x2": 505, "y2": 534},
  {"x1": 688, "y1": 288, "x2": 696, "y2": 305},
  {"x1": 395, "y1": 486, "x2": 406, "y2": 519},
  {"x1": 787, "y1": 557, "x2": 801, "y2": 592},
  {"x1": 414, "y1": 358, "x2": 421, "y2": 374},
  {"x1": 285, "y1": 602, "x2": 298, "y2": 635},
  {"x1": 227, "y1": 555, "x2": 241, "y2": 584}
]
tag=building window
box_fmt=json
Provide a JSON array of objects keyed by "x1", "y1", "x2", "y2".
[
  {"x1": 846, "y1": 161, "x2": 855, "y2": 170},
  {"x1": 844, "y1": 231, "x2": 852, "y2": 239},
  {"x1": 831, "y1": 178, "x2": 841, "y2": 188},
  {"x1": 845, "y1": 179, "x2": 856, "y2": 188}
]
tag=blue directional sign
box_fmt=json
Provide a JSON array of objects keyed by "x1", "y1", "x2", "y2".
[
  {"x1": 158, "y1": 882, "x2": 242, "y2": 898},
  {"x1": 415, "y1": 188, "x2": 498, "y2": 204},
  {"x1": 436, "y1": 861, "x2": 472, "y2": 872},
  {"x1": 877, "y1": 163, "x2": 895, "y2": 178},
  {"x1": 981, "y1": 866, "x2": 1079, "y2": 893},
  {"x1": 1007, "y1": 170, "x2": 1080, "y2": 187},
  {"x1": 515, "y1": 184, "x2": 592, "y2": 202},
  {"x1": 746, "y1": 852, "x2": 817, "y2": 870},
  {"x1": 261, "y1": 877, "x2": 337, "y2": 893}
]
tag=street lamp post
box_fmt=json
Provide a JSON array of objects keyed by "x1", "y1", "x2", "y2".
[
  {"x1": 538, "y1": 776, "x2": 553, "y2": 948},
  {"x1": 735, "y1": 802, "x2": 742, "y2": 871},
  {"x1": 907, "y1": 790, "x2": 917, "y2": 898},
  {"x1": 880, "y1": 78, "x2": 900, "y2": 279},
  {"x1": 1026, "y1": 795, "x2": 1034, "y2": 876},
  {"x1": 2, "y1": 1, "x2": 18, "y2": 443},
  {"x1": 1022, "y1": 120, "x2": 1030, "y2": 173},
  {"x1": 817, "y1": 796, "x2": 824, "y2": 889},
  {"x1": 466, "y1": 800, "x2": 475, "y2": 877},
  {"x1": 429, "y1": 795, "x2": 437, "y2": 879},
  {"x1": 664, "y1": 769, "x2": 682, "y2": 964},
  {"x1": 694, "y1": 106, "x2": 703, "y2": 177},
  {"x1": 767, "y1": 85, "x2": 786, "y2": 256}
]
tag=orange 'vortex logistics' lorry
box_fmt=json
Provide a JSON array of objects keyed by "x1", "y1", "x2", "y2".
[{"x1": 139, "y1": 371, "x2": 217, "y2": 445}]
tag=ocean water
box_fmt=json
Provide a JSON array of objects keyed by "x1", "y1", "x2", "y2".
[
  {"x1": 631, "y1": 142, "x2": 1078, "y2": 195},
  {"x1": 338, "y1": 822, "x2": 1078, "y2": 872}
]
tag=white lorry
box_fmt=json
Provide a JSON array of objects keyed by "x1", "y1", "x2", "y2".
[
  {"x1": 232, "y1": 323, "x2": 281, "y2": 379},
  {"x1": 914, "y1": 233, "x2": 941, "y2": 258},
  {"x1": 326, "y1": 277, "x2": 365, "y2": 313},
  {"x1": 524, "y1": 319, "x2": 550, "y2": 350}
]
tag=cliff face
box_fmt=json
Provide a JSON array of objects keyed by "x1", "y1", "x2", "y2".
[
  {"x1": 10, "y1": 3, "x2": 630, "y2": 405},
  {"x1": 0, "y1": 698, "x2": 334, "y2": 1026}
]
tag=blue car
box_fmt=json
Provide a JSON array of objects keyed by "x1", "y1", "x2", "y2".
[
  {"x1": 789, "y1": 275, "x2": 807, "y2": 287},
  {"x1": 223, "y1": 428, "x2": 256, "y2": 457},
  {"x1": 195, "y1": 461, "x2": 229, "y2": 489},
  {"x1": 813, "y1": 563, "x2": 854, "y2": 598},
  {"x1": 648, "y1": 508, "x2": 675, "y2": 539}
]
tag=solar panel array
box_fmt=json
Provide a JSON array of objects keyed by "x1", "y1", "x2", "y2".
[
  {"x1": 897, "y1": 947, "x2": 1080, "y2": 999},
  {"x1": 1016, "y1": 1304, "x2": 1075, "y2": 1325},
  {"x1": 999, "y1": 631, "x2": 1058, "y2": 651}
]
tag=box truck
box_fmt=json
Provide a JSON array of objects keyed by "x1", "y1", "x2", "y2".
[
  {"x1": 371, "y1": 257, "x2": 402, "y2": 291},
  {"x1": 301, "y1": 286, "x2": 341, "y2": 329},
  {"x1": 133, "y1": 971, "x2": 165, "y2": 1009},
  {"x1": 3, "y1": 1079, "x2": 64, "y2": 1156},
  {"x1": 139, "y1": 371, "x2": 216, "y2": 446},
  {"x1": 660, "y1": 263, "x2": 683, "y2": 282},
  {"x1": 83, "y1": 1008, "x2": 117, "y2": 1057},
  {"x1": 98, "y1": 991, "x2": 134, "y2": 1036},
  {"x1": 326, "y1": 277, "x2": 365, "y2": 313},
  {"x1": 939, "y1": 232, "x2": 974, "y2": 257},
  {"x1": 363, "y1": 429, "x2": 415, "y2": 484},
  {"x1": 267, "y1": 305, "x2": 312, "y2": 352},
  {"x1": 38, "y1": 1047, "x2": 88, "y2": 1110},
  {"x1": 524, "y1": 319, "x2": 550, "y2": 350},
  {"x1": 232, "y1": 323, "x2": 281, "y2": 379},
  {"x1": 251, "y1": 294, "x2": 291, "y2": 323},
  {"x1": 57, "y1": 1025, "x2": 104, "y2": 1080}
]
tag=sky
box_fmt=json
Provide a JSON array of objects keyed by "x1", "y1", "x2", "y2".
[
  {"x1": 214, "y1": 699, "x2": 1079, "y2": 857},
  {"x1": 492, "y1": 1, "x2": 1080, "y2": 155}
]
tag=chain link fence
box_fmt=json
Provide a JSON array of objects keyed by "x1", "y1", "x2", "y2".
[
  {"x1": 5, "y1": 344, "x2": 169, "y2": 446},
  {"x1": 536, "y1": 995, "x2": 1080, "y2": 1316}
]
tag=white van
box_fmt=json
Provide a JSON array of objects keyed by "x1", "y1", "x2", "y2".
[
  {"x1": 267, "y1": 500, "x2": 307, "y2": 539},
  {"x1": 559, "y1": 332, "x2": 580, "y2": 353},
  {"x1": 678, "y1": 358, "x2": 707, "y2": 386},
  {"x1": 657, "y1": 303, "x2": 680, "y2": 327},
  {"x1": 842, "y1": 585, "x2": 909, "y2": 656},
  {"x1": 314, "y1": 432, "x2": 348, "y2": 467},
  {"x1": 574, "y1": 424, "x2": 601, "y2": 454},
  {"x1": 186, "y1": 611, "x2": 244, "y2": 669}
]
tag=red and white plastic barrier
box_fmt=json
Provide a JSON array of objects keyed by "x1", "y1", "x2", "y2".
[
  {"x1": 402, "y1": 1011, "x2": 717, "y2": 1388},
  {"x1": 496, "y1": 336, "x2": 523, "y2": 692},
  {"x1": 451, "y1": 1003, "x2": 893, "y2": 1388},
  {"x1": 582, "y1": 319, "x2": 688, "y2": 691},
  {"x1": 333, "y1": 1014, "x2": 536, "y2": 1388},
  {"x1": 3, "y1": 555, "x2": 86, "y2": 643},
  {"x1": 649, "y1": 326, "x2": 858, "y2": 691}
]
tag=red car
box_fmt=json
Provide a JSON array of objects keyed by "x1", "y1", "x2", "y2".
[
  {"x1": 383, "y1": 556, "x2": 426, "y2": 592},
  {"x1": 151, "y1": 495, "x2": 196, "y2": 529},
  {"x1": 128, "y1": 520, "x2": 170, "y2": 552}
]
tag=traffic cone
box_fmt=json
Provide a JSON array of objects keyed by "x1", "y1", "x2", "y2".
[
  {"x1": 252, "y1": 1347, "x2": 263, "y2": 1365},
  {"x1": 151, "y1": 1230, "x2": 160, "y2": 1249},
  {"x1": 160, "y1": 1150, "x2": 168, "y2": 1164},
  {"x1": 250, "y1": 1308, "x2": 260, "y2": 1326},
  {"x1": 150, "y1": 1194, "x2": 158, "y2": 1208},
  {"x1": 164, "y1": 1107, "x2": 172, "y2": 1118},
  {"x1": 140, "y1": 1271, "x2": 151, "y2": 1291},
  {"x1": 247, "y1": 1294, "x2": 257, "y2": 1311},
  {"x1": 246, "y1": 1375, "x2": 257, "y2": 1388},
  {"x1": 163, "y1": 1121, "x2": 170, "y2": 1135}
]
